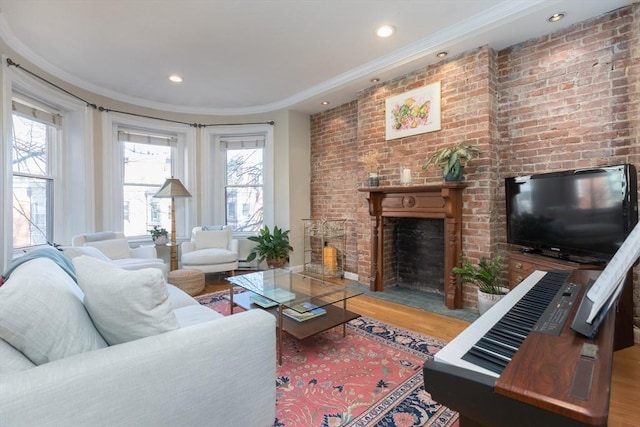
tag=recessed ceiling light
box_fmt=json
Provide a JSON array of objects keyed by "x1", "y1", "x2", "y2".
[
  {"x1": 376, "y1": 25, "x2": 395, "y2": 38},
  {"x1": 321, "y1": 101, "x2": 330, "y2": 105},
  {"x1": 370, "y1": 78, "x2": 380, "y2": 83},
  {"x1": 548, "y1": 12, "x2": 565, "y2": 23},
  {"x1": 436, "y1": 51, "x2": 448, "y2": 58},
  {"x1": 169, "y1": 74, "x2": 183, "y2": 83}
]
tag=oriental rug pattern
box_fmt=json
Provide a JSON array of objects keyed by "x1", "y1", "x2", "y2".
[{"x1": 197, "y1": 291, "x2": 458, "y2": 427}]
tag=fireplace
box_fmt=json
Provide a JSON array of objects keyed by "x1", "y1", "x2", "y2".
[
  {"x1": 358, "y1": 184, "x2": 466, "y2": 309},
  {"x1": 395, "y1": 218, "x2": 445, "y2": 293}
]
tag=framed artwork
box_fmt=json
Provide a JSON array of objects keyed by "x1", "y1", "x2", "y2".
[{"x1": 385, "y1": 81, "x2": 441, "y2": 140}]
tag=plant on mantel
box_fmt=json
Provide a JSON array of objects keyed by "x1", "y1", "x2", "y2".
[{"x1": 422, "y1": 140, "x2": 479, "y2": 182}]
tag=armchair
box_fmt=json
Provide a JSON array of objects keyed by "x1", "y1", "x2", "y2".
[
  {"x1": 71, "y1": 232, "x2": 168, "y2": 278},
  {"x1": 181, "y1": 226, "x2": 239, "y2": 274}
]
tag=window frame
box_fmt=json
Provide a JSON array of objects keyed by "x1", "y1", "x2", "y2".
[
  {"x1": 2, "y1": 62, "x2": 94, "y2": 267},
  {"x1": 10, "y1": 106, "x2": 59, "y2": 248},
  {"x1": 102, "y1": 112, "x2": 195, "y2": 243},
  {"x1": 202, "y1": 124, "x2": 274, "y2": 237}
]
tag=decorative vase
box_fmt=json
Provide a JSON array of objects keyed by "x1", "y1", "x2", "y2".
[
  {"x1": 267, "y1": 257, "x2": 287, "y2": 269},
  {"x1": 368, "y1": 173, "x2": 380, "y2": 187},
  {"x1": 444, "y1": 165, "x2": 464, "y2": 182},
  {"x1": 477, "y1": 287, "x2": 509, "y2": 315},
  {"x1": 153, "y1": 236, "x2": 169, "y2": 245}
]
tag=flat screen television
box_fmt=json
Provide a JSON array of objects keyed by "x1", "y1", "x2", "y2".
[{"x1": 505, "y1": 164, "x2": 638, "y2": 263}]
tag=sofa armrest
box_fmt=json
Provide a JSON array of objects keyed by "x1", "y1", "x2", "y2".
[
  {"x1": 181, "y1": 241, "x2": 196, "y2": 255},
  {"x1": 229, "y1": 238, "x2": 239, "y2": 254},
  {"x1": 130, "y1": 245, "x2": 157, "y2": 259},
  {"x1": 0, "y1": 310, "x2": 276, "y2": 427}
]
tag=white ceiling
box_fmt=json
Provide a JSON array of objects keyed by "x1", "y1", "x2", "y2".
[{"x1": 0, "y1": 0, "x2": 632, "y2": 116}]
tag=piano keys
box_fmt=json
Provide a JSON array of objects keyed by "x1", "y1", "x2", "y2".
[{"x1": 423, "y1": 269, "x2": 616, "y2": 427}]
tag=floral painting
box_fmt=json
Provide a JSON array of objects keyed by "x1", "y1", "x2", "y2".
[{"x1": 385, "y1": 82, "x2": 441, "y2": 140}]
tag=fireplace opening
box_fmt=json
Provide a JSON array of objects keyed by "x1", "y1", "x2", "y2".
[{"x1": 385, "y1": 218, "x2": 445, "y2": 294}]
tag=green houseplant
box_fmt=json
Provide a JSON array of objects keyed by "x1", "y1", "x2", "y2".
[
  {"x1": 452, "y1": 255, "x2": 507, "y2": 314},
  {"x1": 422, "y1": 141, "x2": 479, "y2": 181},
  {"x1": 148, "y1": 225, "x2": 169, "y2": 244},
  {"x1": 246, "y1": 225, "x2": 294, "y2": 268}
]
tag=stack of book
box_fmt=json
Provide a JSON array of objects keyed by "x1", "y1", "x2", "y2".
[
  {"x1": 282, "y1": 302, "x2": 326, "y2": 322},
  {"x1": 249, "y1": 289, "x2": 296, "y2": 308}
]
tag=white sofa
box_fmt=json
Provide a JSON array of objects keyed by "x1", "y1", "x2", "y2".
[
  {"x1": 181, "y1": 226, "x2": 239, "y2": 274},
  {"x1": 0, "y1": 249, "x2": 276, "y2": 427},
  {"x1": 72, "y1": 231, "x2": 168, "y2": 278}
]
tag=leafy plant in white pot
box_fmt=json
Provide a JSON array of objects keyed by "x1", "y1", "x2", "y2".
[{"x1": 452, "y1": 255, "x2": 508, "y2": 315}]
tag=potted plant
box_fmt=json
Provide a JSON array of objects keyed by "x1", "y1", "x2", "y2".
[
  {"x1": 422, "y1": 141, "x2": 479, "y2": 181},
  {"x1": 149, "y1": 225, "x2": 169, "y2": 245},
  {"x1": 452, "y1": 255, "x2": 507, "y2": 314},
  {"x1": 246, "y1": 225, "x2": 294, "y2": 269}
]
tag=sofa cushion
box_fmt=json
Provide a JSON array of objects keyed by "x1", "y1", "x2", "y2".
[
  {"x1": 63, "y1": 245, "x2": 113, "y2": 263},
  {"x1": 0, "y1": 258, "x2": 108, "y2": 365},
  {"x1": 182, "y1": 248, "x2": 238, "y2": 265},
  {"x1": 166, "y1": 284, "x2": 199, "y2": 309},
  {"x1": 194, "y1": 230, "x2": 228, "y2": 250},
  {"x1": 0, "y1": 339, "x2": 36, "y2": 374},
  {"x1": 73, "y1": 256, "x2": 179, "y2": 345},
  {"x1": 84, "y1": 238, "x2": 131, "y2": 260},
  {"x1": 173, "y1": 305, "x2": 224, "y2": 328}
]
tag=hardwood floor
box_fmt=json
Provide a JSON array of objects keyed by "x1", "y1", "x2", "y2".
[{"x1": 198, "y1": 274, "x2": 639, "y2": 427}]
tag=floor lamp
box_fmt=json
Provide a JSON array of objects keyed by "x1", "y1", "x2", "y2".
[{"x1": 154, "y1": 177, "x2": 191, "y2": 271}]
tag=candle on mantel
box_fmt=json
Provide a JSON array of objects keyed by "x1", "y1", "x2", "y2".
[{"x1": 401, "y1": 168, "x2": 412, "y2": 185}]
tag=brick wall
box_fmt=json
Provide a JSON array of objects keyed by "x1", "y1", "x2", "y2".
[
  {"x1": 309, "y1": 101, "x2": 360, "y2": 273},
  {"x1": 310, "y1": 5, "x2": 639, "y2": 321}
]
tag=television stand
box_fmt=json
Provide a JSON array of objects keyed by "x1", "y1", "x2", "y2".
[{"x1": 508, "y1": 250, "x2": 633, "y2": 350}]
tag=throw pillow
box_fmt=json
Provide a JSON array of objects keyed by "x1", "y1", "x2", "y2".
[
  {"x1": 0, "y1": 258, "x2": 108, "y2": 365},
  {"x1": 63, "y1": 245, "x2": 113, "y2": 263},
  {"x1": 72, "y1": 256, "x2": 179, "y2": 345},
  {"x1": 194, "y1": 230, "x2": 228, "y2": 250},
  {"x1": 201, "y1": 225, "x2": 223, "y2": 231},
  {"x1": 83, "y1": 238, "x2": 131, "y2": 260}
]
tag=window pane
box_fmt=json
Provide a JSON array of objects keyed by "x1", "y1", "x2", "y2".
[
  {"x1": 13, "y1": 175, "x2": 51, "y2": 248},
  {"x1": 226, "y1": 186, "x2": 263, "y2": 232},
  {"x1": 123, "y1": 185, "x2": 171, "y2": 237},
  {"x1": 122, "y1": 140, "x2": 172, "y2": 236},
  {"x1": 12, "y1": 114, "x2": 48, "y2": 175},
  {"x1": 225, "y1": 147, "x2": 263, "y2": 232},
  {"x1": 123, "y1": 142, "x2": 171, "y2": 185},
  {"x1": 226, "y1": 148, "x2": 263, "y2": 185}
]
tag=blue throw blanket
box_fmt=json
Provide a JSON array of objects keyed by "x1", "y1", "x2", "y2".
[{"x1": 1, "y1": 247, "x2": 76, "y2": 283}]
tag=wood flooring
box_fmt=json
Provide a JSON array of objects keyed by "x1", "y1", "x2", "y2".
[{"x1": 198, "y1": 274, "x2": 639, "y2": 427}]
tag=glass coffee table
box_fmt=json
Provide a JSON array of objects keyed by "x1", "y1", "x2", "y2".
[{"x1": 226, "y1": 269, "x2": 362, "y2": 365}]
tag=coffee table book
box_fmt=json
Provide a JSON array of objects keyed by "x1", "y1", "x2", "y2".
[{"x1": 282, "y1": 302, "x2": 326, "y2": 322}]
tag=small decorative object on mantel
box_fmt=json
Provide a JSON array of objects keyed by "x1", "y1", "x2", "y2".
[
  {"x1": 452, "y1": 254, "x2": 507, "y2": 315},
  {"x1": 149, "y1": 225, "x2": 169, "y2": 245},
  {"x1": 362, "y1": 150, "x2": 381, "y2": 187},
  {"x1": 400, "y1": 167, "x2": 412, "y2": 185},
  {"x1": 422, "y1": 140, "x2": 479, "y2": 182}
]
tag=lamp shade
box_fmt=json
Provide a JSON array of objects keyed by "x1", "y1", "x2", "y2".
[{"x1": 154, "y1": 178, "x2": 192, "y2": 198}]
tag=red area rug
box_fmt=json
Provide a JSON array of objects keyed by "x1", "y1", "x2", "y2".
[{"x1": 197, "y1": 291, "x2": 459, "y2": 427}]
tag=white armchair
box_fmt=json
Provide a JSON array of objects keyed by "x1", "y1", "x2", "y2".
[
  {"x1": 70, "y1": 232, "x2": 168, "y2": 278},
  {"x1": 181, "y1": 226, "x2": 239, "y2": 274}
]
